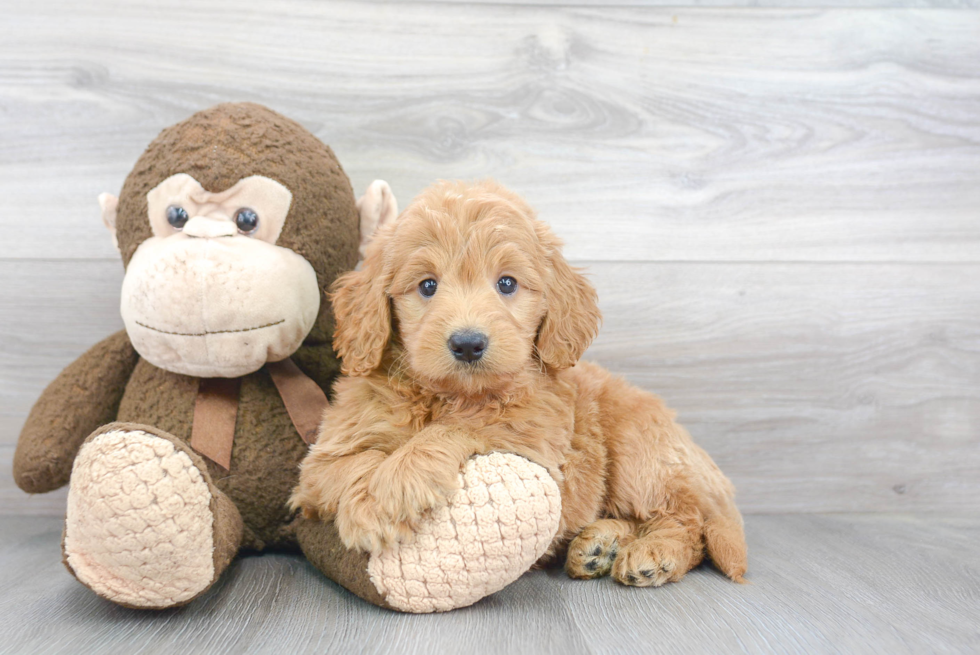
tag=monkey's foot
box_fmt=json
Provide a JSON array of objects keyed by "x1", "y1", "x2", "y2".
[
  {"x1": 63, "y1": 423, "x2": 242, "y2": 609},
  {"x1": 299, "y1": 452, "x2": 562, "y2": 613}
]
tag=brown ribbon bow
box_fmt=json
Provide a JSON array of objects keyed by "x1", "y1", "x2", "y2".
[{"x1": 189, "y1": 358, "x2": 328, "y2": 470}]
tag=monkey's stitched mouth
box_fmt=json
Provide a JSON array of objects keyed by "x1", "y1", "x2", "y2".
[{"x1": 134, "y1": 319, "x2": 285, "y2": 336}]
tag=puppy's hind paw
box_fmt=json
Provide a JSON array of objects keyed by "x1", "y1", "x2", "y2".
[
  {"x1": 612, "y1": 537, "x2": 693, "y2": 588},
  {"x1": 565, "y1": 520, "x2": 631, "y2": 579}
]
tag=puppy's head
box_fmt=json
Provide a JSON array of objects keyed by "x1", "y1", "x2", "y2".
[{"x1": 330, "y1": 180, "x2": 600, "y2": 395}]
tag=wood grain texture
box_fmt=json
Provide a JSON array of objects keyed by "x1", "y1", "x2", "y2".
[
  {"x1": 587, "y1": 262, "x2": 980, "y2": 513},
  {"x1": 2, "y1": 2, "x2": 979, "y2": 516},
  {"x1": 0, "y1": 514, "x2": 977, "y2": 654},
  {"x1": 1, "y1": 3, "x2": 979, "y2": 262},
  {"x1": 3, "y1": 260, "x2": 977, "y2": 515},
  {"x1": 411, "y1": 0, "x2": 980, "y2": 6}
]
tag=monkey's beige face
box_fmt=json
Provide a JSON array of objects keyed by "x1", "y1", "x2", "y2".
[
  {"x1": 114, "y1": 174, "x2": 320, "y2": 378},
  {"x1": 387, "y1": 207, "x2": 547, "y2": 396}
]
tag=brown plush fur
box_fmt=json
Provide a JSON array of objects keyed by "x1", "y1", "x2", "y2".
[
  {"x1": 15, "y1": 104, "x2": 358, "y2": 552},
  {"x1": 14, "y1": 331, "x2": 139, "y2": 494},
  {"x1": 115, "y1": 102, "x2": 359, "y2": 341},
  {"x1": 292, "y1": 180, "x2": 748, "y2": 587}
]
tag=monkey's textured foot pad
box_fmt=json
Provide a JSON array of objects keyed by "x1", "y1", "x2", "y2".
[
  {"x1": 367, "y1": 452, "x2": 561, "y2": 613},
  {"x1": 64, "y1": 428, "x2": 215, "y2": 608}
]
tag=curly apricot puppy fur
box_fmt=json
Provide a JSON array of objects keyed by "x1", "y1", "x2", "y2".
[{"x1": 290, "y1": 180, "x2": 748, "y2": 586}]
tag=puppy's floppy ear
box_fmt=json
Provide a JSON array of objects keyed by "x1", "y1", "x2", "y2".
[
  {"x1": 330, "y1": 229, "x2": 391, "y2": 376},
  {"x1": 535, "y1": 225, "x2": 601, "y2": 370}
]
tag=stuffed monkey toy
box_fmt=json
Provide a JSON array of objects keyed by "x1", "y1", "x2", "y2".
[{"x1": 12, "y1": 103, "x2": 560, "y2": 613}]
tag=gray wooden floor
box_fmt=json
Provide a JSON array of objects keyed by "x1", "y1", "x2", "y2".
[{"x1": 1, "y1": 514, "x2": 977, "y2": 655}]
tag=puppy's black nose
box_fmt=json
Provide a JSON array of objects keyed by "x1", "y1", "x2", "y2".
[{"x1": 449, "y1": 330, "x2": 488, "y2": 363}]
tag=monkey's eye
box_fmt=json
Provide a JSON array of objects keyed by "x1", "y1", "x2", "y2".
[
  {"x1": 235, "y1": 208, "x2": 259, "y2": 234},
  {"x1": 419, "y1": 279, "x2": 438, "y2": 298},
  {"x1": 497, "y1": 276, "x2": 518, "y2": 295},
  {"x1": 166, "y1": 205, "x2": 189, "y2": 230}
]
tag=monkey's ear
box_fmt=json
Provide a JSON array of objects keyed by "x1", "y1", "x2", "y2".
[
  {"x1": 98, "y1": 192, "x2": 120, "y2": 252},
  {"x1": 355, "y1": 180, "x2": 398, "y2": 263}
]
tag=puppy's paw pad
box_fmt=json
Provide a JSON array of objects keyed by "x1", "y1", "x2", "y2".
[
  {"x1": 612, "y1": 540, "x2": 685, "y2": 588},
  {"x1": 565, "y1": 529, "x2": 620, "y2": 579}
]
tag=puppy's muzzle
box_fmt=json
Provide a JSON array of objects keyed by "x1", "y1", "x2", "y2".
[{"x1": 449, "y1": 330, "x2": 488, "y2": 363}]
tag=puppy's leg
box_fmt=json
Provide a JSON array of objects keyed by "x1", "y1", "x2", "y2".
[
  {"x1": 291, "y1": 449, "x2": 395, "y2": 553},
  {"x1": 368, "y1": 425, "x2": 484, "y2": 525},
  {"x1": 703, "y1": 494, "x2": 748, "y2": 583},
  {"x1": 583, "y1": 365, "x2": 746, "y2": 585},
  {"x1": 565, "y1": 519, "x2": 636, "y2": 579},
  {"x1": 612, "y1": 500, "x2": 705, "y2": 588}
]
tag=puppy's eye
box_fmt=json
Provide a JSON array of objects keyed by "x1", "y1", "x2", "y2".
[
  {"x1": 235, "y1": 207, "x2": 259, "y2": 234},
  {"x1": 497, "y1": 276, "x2": 518, "y2": 295},
  {"x1": 166, "y1": 205, "x2": 189, "y2": 230},
  {"x1": 419, "y1": 279, "x2": 438, "y2": 298}
]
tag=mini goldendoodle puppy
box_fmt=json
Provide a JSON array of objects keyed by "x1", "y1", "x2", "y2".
[{"x1": 291, "y1": 180, "x2": 747, "y2": 587}]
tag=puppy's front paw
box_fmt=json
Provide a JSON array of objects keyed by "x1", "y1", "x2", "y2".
[
  {"x1": 565, "y1": 525, "x2": 622, "y2": 579},
  {"x1": 369, "y1": 467, "x2": 453, "y2": 525},
  {"x1": 335, "y1": 491, "x2": 398, "y2": 554},
  {"x1": 612, "y1": 537, "x2": 695, "y2": 587}
]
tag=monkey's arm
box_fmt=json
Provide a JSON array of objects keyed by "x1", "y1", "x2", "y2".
[{"x1": 14, "y1": 330, "x2": 139, "y2": 493}]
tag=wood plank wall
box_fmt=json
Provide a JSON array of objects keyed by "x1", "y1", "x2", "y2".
[{"x1": 2, "y1": 0, "x2": 978, "y2": 515}]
